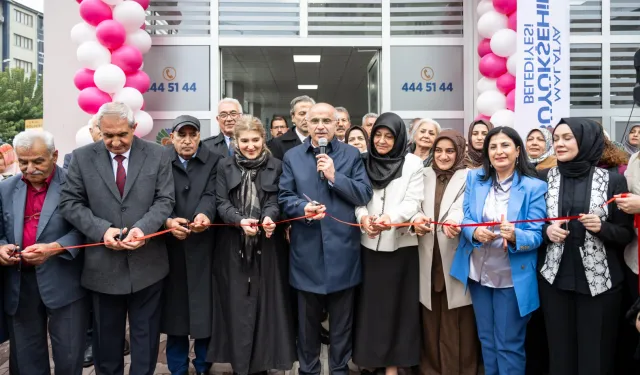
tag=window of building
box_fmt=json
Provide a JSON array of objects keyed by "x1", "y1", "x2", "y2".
[
  {"x1": 14, "y1": 9, "x2": 34, "y2": 27},
  {"x1": 14, "y1": 59, "x2": 33, "y2": 73},
  {"x1": 14, "y1": 34, "x2": 33, "y2": 50}
]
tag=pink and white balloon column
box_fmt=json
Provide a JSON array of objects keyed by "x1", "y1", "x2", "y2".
[
  {"x1": 72, "y1": 0, "x2": 153, "y2": 144},
  {"x1": 476, "y1": 0, "x2": 517, "y2": 127}
]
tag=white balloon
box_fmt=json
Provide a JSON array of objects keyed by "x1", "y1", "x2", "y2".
[
  {"x1": 477, "y1": 77, "x2": 498, "y2": 94},
  {"x1": 507, "y1": 54, "x2": 517, "y2": 75},
  {"x1": 101, "y1": 0, "x2": 123, "y2": 5},
  {"x1": 490, "y1": 109, "x2": 516, "y2": 128},
  {"x1": 477, "y1": 11, "x2": 508, "y2": 39},
  {"x1": 134, "y1": 110, "x2": 154, "y2": 137},
  {"x1": 113, "y1": 1, "x2": 146, "y2": 33},
  {"x1": 477, "y1": 0, "x2": 495, "y2": 16},
  {"x1": 94, "y1": 64, "x2": 126, "y2": 94},
  {"x1": 114, "y1": 87, "x2": 144, "y2": 112},
  {"x1": 77, "y1": 41, "x2": 111, "y2": 70},
  {"x1": 477, "y1": 90, "x2": 507, "y2": 117},
  {"x1": 70, "y1": 22, "x2": 97, "y2": 45},
  {"x1": 490, "y1": 29, "x2": 518, "y2": 58},
  {"x1": 125, "y1": 29, "x2": 152, "y2": 54},
  {"x1": 76, "y1": 125, "x2": 94, "y2": 147}
]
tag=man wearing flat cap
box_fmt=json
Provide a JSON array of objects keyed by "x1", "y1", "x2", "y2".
[{"x1": 161, "y1": 115, "x2": 220, "y2": 375}]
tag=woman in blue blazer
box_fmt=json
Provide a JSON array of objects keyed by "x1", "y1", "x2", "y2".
[{"x1": 450, "y1": 126, "x2": 547, "y2": 375}]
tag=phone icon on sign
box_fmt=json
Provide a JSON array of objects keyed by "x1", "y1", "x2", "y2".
[{"x1": 163, "y1": 67, "x2": 176, "y2": 81}]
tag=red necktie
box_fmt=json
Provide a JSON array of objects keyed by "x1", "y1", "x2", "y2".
[{"x1": 114, "y1": 154, "x2": 126, "y2": 197}]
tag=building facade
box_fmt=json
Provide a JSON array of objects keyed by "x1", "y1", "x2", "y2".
[{"x1": 1, "y1": 0, "x2": 42, "y2": 76}]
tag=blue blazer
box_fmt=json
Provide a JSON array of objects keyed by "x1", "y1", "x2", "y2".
[
  {"x1": 450, "y1": 169, "x2": 547, "y2": 317},
  {"x1": 0, "y1": 166, "x2": 86, "y2": 316}
]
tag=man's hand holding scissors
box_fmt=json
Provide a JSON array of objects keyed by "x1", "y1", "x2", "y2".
[{"x1": 303, "y1": 194, "x2": 326, "y2": 220}]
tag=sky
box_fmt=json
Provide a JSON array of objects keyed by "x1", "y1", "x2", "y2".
[{"x1": 15, "y1": 0, "x2": 44, "y2": 13}]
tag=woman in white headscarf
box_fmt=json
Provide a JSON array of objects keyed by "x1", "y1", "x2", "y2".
[{"x1": 525, "y1": 128, "x2": 557, "y2": 171}]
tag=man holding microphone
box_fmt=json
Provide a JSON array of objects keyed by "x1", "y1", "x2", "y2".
[{"x1": 278, "y1": 103, "x2": 372, "y2": 375}]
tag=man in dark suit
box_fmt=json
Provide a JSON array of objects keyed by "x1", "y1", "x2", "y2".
[
  {"x1": 62, "y1": 114, "x2": 130, "y2": 368},
  {"x1": 162, "y1": 115, "x2": 219, "y2": 375},
  {"x1": 60, "y1": 102, "x2": 175, "y2": 375},
  {"x1": 202, "y1": 98, "x2": 243, "y2": 158},
  {"x1": 269, "y1": 95, "x2": 315, "y2": 160},
  {"x1": 0, "y1": 130, "x2": 88, "y2": 374}
]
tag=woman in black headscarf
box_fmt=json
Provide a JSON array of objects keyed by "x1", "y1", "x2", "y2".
[
  {"x1": 353, "y1": 112, "x2": 424, "y2": 375},
  {"x1": 539, "y1": 118, "x2": 635, "y2": 375}
]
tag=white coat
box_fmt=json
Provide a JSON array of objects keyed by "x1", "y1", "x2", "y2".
[
  {"x1": 356, "y1": 153, "x2": 424, "y2": 252},
  {"x1": 416, "y1": 167, "x2": 472, "y2": 310}
]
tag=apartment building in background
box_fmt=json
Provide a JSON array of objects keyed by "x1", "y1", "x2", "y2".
[{"x1": 0, "y1": 0, "x2": 43, "y2": 77}]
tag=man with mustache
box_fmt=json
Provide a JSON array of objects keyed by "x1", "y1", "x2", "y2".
[
  {"x1": 0, "y1": 130, "x2": 87, "y2": 374},
  {"x1": 278, "y1": 103, "x2": 372, "y2": 375},
  {"x1": 270, "y1": 115, "x2": 289, "y2": 139},
  {"x1": 335, "y1": 107, "x2": 352, "y2": 142}
]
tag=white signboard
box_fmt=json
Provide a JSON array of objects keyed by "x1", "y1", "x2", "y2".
[{"x1": 515, "y1": 0, "x2": 570, "y2": 137}]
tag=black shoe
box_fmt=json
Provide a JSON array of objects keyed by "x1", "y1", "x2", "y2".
[
  {"x1": 320, "y1": 325, "x2": 330, "y2": 346},
  {"x1": 123, "y1": 338, "x2": 131, "y2": 356},
  {"x1": 82, "y1": 343, "x2": 94, "y2": 368}
]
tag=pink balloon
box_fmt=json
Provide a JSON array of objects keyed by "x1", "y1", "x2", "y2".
[
  {"x1": 475, "y1": 114, "x2": 491, "y2": 122},
  {"x1": 79, "y1": 0, "x2": 112, "y2": 27},
  {"x1": 131, "y1": 0, "x2": 150, "y2": 10},
  {"x1": 76, "y1": 0, "x2": 83, "y2": 3},
  {"x1": 496, "y1": 73, "x2": 516, "y2": 95},
  {"x1": 78, "y1": 87, "x2": 112, "y2": 115},
  {"x1": 74, "y1": 68, "x2": 96, "y2": 91},
  {"x1": 477, "y1": 38, "x2": 492, "y2": 58},
  {"x1": 479, "y1": 53, "x2": 507, "y2": 79},
  {"x1": 111, "y1": 45, "x2": 143, "y2": 74},
  {"x1": 125, "y1": 70, "x2": 151, "y2": 93},
  {"x1": 96, "y1": 20, "x2": 127, "y2": 50},
  {"x1": 493, "y1": 0, "x2": 517, "y2": 15},
  {"x1": 506, "y1": 90, "x2": 516, "y2": 111},
  {"x1": 508, "y1": 12, "x2": 517, "y2": 31}
]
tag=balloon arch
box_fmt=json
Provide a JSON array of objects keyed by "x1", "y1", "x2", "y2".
[
  {"x1": 475, "y1": 0, "x2": 518, "y2": 128},
  {"x1": 72, "y1": 0, "x2": 153, "y2": 146}
]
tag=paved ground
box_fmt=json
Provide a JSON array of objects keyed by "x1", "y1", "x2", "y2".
[{"x1": 0, "y1": 333, "x2": 356, "y2": 375}]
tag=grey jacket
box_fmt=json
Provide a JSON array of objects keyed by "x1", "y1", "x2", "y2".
[
  {"x1": 60, "y1": 137, "x2": 175, "y2": 295},
  {"x1": 202, "y1": 133, "x2": 230, "y2": 158},
  {"x1": 0, "y1": 166, "x2": 86, "y2": 314}
]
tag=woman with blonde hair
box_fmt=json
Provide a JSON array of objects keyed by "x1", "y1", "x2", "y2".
[
  {"x1": 207, "y1": 115, "x2": 296, "y2": 375},
  {"x1": 409, "y1": 118, "x2": 441, "y2": 167}
]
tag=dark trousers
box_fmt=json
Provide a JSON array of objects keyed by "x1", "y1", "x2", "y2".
[
  {"x1": 92, "y1": 280, "x2": 164, "y2": 375},
  {"x1": 297, "y1": 287, "x2": 355, "y2": 375},
  {"x1": 8, "y1": 270, "x2": 89, "y2": 375},
  {"x1": 539, "y1": 280, "x2": 622, "y2": 375},
  {"x1": 166, "y1": 336, "x2": 211, "y2": 375}
]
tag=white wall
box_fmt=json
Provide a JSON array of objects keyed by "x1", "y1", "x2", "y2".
[{"x1": 43, "y1": 0, "x2": 85, "y2": 162}]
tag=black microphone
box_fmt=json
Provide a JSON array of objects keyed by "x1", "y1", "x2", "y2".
[
  {"x1": 634, "y1": 49, "x2": 640, "y2": 105},
  {"x1": 318, "y1": 138, "x2": 328, "y2": 180}
]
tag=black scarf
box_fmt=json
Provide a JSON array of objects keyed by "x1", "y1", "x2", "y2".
[
  {"x1": 234, "y1": 149, "x2": 269, "y2": 269},
  {"x1": 555, "y1": 118, "x2": 604, "y2": 178},
  {"x1": 365, "y1": 112, "x2": 408, "y2": 189}
]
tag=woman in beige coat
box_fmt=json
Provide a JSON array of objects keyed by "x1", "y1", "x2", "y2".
[{"x1": 412, "y1": 130, "x2": 480, "y2": 375}]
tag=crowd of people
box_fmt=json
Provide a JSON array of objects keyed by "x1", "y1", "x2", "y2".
[{"x1": 0, "y1": 95, "x2": 639, "y2": 375}]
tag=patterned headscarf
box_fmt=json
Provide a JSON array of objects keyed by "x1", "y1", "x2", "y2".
[
  {"x1": 526, "y1": 128, "x2": 554, "y2": 165},
  {"x1": 622, "y1": 124, "x2": 640, "y2": 156}
]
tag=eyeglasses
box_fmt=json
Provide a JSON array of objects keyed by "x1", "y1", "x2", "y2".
[
  {"x1": 308, "y1": 118, "x2": 335, "y2": 126},
  {"x1": 219, "y1": 112, "x2": 240, "y2": 120}
]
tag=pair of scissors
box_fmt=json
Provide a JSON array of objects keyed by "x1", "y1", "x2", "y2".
[{"x1": 303, "y1": 193, "x2": 321, "y2": 206}]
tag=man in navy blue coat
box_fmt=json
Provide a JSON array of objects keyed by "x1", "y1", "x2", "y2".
[{"x1": 278, "y1": 103, "x2": 372, "y2": 375}]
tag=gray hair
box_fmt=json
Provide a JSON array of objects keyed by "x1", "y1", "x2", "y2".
[
  {"x1": 335, "y1": 107, "x2": 350, "y2": 121},
  {"x1": 290, "y1": 95, "x2": 316, "y2": 115},
  {"x1": 13, "y1": 129, "x2": 56, "y2": 155},
  {"x1": 96, "y1": 102, "x2": 135, "y2": 129},
  {"x1": 89, "y1": 114, "x2": 99, "y2": 128},
  {"x1": 410, "y1": 118, "x2": 442, "y2": 141},
  {"x1": 218, "y1": 98, "x2": 243, "y2": 114},
  {"x1": 362, "y1": 113, "x2": 378, "y2": 124}
]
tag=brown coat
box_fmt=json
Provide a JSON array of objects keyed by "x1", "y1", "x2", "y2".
[{"x1": 535, "y1": 155, "x2": 557, "y2": 171}]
